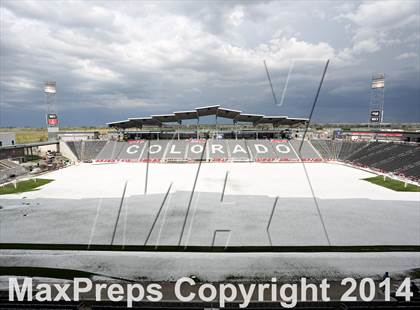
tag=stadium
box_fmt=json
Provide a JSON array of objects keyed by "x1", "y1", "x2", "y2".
[
  {"x1": 1, "y1": 102, "x2": 420, "y2": 308},
  {"x1": 0, "y1": 1, "x2": 419, "y2": 306},
  {"x1": 1, "y1": 103, "x2": 419, "y2": 270}
]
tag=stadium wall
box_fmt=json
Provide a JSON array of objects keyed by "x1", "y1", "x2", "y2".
[{"x1": 59, "y1": 141, "x2": 79, "y2": 162}]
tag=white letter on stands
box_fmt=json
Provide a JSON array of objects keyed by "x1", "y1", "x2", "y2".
[
  {"x1": 126, "y1": 145, "x2": 140, "y2": 154},
  {"x1": 170, "y1": 144, "x2": 181, "y2": 154},
  {"x1": 254, "y1": 144, "x2": 268, "y2": 153}
]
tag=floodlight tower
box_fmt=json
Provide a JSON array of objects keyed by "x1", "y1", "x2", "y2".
[
  {"x1": 44, "y1": 81, "x2": 59, "y2": 140},
  {"x1": 369, "y1": 73, "x2": 385, "y2": 128}
]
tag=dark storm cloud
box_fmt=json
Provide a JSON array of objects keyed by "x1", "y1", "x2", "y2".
[{"x1": 0, "y1": 0, "x2": 419, "y2": 127}]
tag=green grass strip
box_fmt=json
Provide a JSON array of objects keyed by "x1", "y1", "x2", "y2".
[
  {"x1": 363, "y1": 176, "x2": 420, "y2": 192},
  {"x1": 0, "y1": 178, "x2": 53, "y2": 195}
]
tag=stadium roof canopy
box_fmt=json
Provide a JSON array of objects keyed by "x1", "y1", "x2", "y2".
[
  {"x1": 174, "y1": 110, "x2": 198, "y2": 120},
  {"x1": 217, "y1": 107, "x2": 241, "y2": 120},
  {"x1": 107, "y1": 106, "x2": 308, "y2": 129},
  {"x1": 151, "y1": 114, "x2": 180, "y2": 123},
  {"x1": 107, "y1": 119, "x2": 140, "y2": 129},
  {"x1": 281, "y1": 117, "x2": 309, "y2": 126},
  {"x1": 234, "y1": 113, "x2": 264, "y2": 123},
  {"x1": 196, "y1": 105, "x2": 220, "y2": 117},
  {"x1": 257, "y1": 116, "x2": 287, "y2": 126},
  {"x1": 128, "y1": 117, "x2": 162, "y2": 127}
]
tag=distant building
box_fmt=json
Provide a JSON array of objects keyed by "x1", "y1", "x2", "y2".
[
  {"x1": 0, "y1": 132, "x2": 16, "y2": 147},
  {"x1": 57, "y1": 131, "x2": 99, "y2": 141},
  {"x1": 336, "y1": 130, "x2": 420, "y2": 142}
]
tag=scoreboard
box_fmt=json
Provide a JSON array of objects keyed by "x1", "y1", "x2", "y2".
[
  {"x1": 370, "y1": 110, "x2": 382, "y2": 123},
  {"x1": 370, "y1": 110, "x2": 381, "y2": 123},
  {"x1": 47, "y1": 113, "x2": 59, "y2": 127}
]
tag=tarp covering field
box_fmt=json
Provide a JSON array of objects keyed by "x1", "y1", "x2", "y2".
[
  {"x1": 1, "y1": 162, "x2": 419, "y2": 280},
  {"x1": 1, "y1": 162, "x2": 418, "y2": 200}
]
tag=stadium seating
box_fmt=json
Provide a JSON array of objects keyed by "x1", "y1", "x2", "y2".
[
  {"x1": 80, "y1": 140, "x2": 107, "y2": 161},
  {"x1": 381, "y1": 147, "x2": 420, "y2": 175},
  {"x1": 207, "y1": 139, "x2": 230, "y2": 162},
  {"x1": 399, "y1": 162, "x2": 420, "y2": 179},
  {"x1": 66, "y1": 140, "x2": 110, "y2": 161},
  {"x1": 185, "y1": 140, "x2": 207, "y2": 162},
  {"x1": 95, "y1": 141, "x2": 125, "y2": 161},
  {"x1": 271, "y1": 140, "x2": 299, "y2": 161},
  {"x1": 227, "y1": 140, "x2": 251, "y2": 162},
  {"x1": 0, "y1": 159, "x2": 26, "y2": 182},
  {"x1": 330, "y1": 140, "x2": 343, "y2": 160},
  {"x1": 310, "y1": 140, "x2": 332, "y2": 159},
  {"x1": 338, "y1": 141, "x2": 369, "y2": 160},
  {"x1": 89, "y1": 139, "x2": 321, "y2": 163},
  {"x1": 73, "y1": 141, "x2": 83, "y2": 160},
  {"x1": 312, "y1": 139, "x2": 420, "y2": 181},
  {"x1": 165, "y1": 140, "x2": 189, "y2": 162},
  {"x1": 65, "y1": 142, "x2": 79, "y2": 160},
  {"x1": 66, "y1": 138, "x2": 419, "y2": 181},
  {"x1": 289, "y1": 140, "x2": 322, "y2": 161},
  {"x1": 246, "y1": 140, "x2": 278, "y2": 162}
]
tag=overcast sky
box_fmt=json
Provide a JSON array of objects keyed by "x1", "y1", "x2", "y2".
[{"x1": 0, "y1": 0, "x2": 419, "y2": 127}]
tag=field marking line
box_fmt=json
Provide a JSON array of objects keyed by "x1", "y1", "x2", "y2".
[
  {"x1": 110, "y1": 181, "x2": 128, "y2": 246},
  {"x1": 266, "y1": 196, "x2": 279, "y2": 247},
  {"x1": 184, "y1": 192, "x2": 201, "y2": 249},
  {"x1": 87, "y1": 197, "x2": 103, "y2": 250},
  {"x1": 221, "y1": 171, "x2": 229, "y2": 202},
  {"x1": 178, "y1": 139, "x2": 208, "y2": 246},
  {"x1": 144, "y1": 183, "x2": 173, "y2": 246}
]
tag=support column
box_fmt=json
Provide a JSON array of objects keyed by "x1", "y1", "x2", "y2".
[{"x1": 215, "y1": 113, "x2": 218, "y2": 135}]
